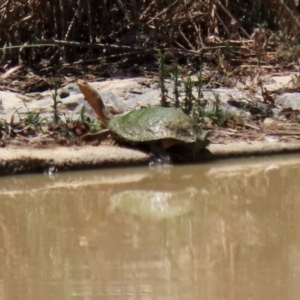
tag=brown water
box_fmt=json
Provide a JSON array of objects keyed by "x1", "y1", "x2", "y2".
[{"x1": 1, "y1": 155, "x2": 300, "y2": 300}]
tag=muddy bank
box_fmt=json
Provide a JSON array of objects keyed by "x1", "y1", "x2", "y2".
[
  {"x1": 2, "y1": 74, "x2": 300, "y2": 176},
  {"x1": 1, "y1": 141, "x2": 300, "y2": 176},
  {"x1": 0, "y1": 146, "x2": 148, "y2": 176}
]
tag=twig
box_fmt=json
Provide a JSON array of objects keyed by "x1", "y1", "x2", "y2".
[
  {"x1": 139, "y1": 0, "x2": 158, "y2": 20},
  {"x1": 36, "y1": 39, "x2": 142, "y2": 51},
  {"x1": 244, "y1": 123, "x2": 260, "y2": 130},
  {"x1": 280, "y1": 1, "x2": 300, "y2": 30},
  {"x1": 214, "y1": 0, "x2": 251, "y2": 39},
  {"x1": 65, "y1": 0, "x2": 81, "y2": 40},
  {"x1": 59, "y1": 0, "x2": 65, "y2": 40},
  {"x1": 86, "y1": 0, "x2": 92, "y2": 44},
  {"x1": 36, "y1": 39, "x2": 251, "y2": 56},
  {"x1": 266, "y1": 132, "x2": 300, "y2": 136},
  {"x1": 146, "y1": 0, "x2": 179, "y2": 24},
  {"x1": 116, "y1": 0, "x2": 130, "y2": 22},
  {"x1": 179, "y1": 26, "x2": 195, "y2": 50},
  {"x1": 0, "y1": 65, "x2": 23, "y2": 79}
]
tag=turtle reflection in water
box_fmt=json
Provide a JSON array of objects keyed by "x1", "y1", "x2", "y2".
[
  {"x1": 109, "y1": 190, "x2": 194, "y2": 220},
  {"x1": 78, "y1": 80, "x2": 210, "y2": 164}
]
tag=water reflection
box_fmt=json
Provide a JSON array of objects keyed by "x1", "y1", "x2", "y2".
[{"x1": 1, "y1": 155, "x2": 300, "y2": 299}]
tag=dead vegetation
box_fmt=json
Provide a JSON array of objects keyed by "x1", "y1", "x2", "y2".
[
  {"x1": 0, "y1": 0, "x2": 300, "y2": 78},
  {"x1": 2, "y1": 1, "x2": 300, "y2": 151}
]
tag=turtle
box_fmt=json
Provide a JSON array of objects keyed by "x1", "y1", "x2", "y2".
[{"x1": 78, "y1": 80, "x2": 210, "y2": 162}]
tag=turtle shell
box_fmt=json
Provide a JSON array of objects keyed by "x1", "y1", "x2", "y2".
[{"x1": 108, "y1": 107, "x2": 200, "y2": 144}]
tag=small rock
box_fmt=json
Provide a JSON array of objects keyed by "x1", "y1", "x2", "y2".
[
  {"x1": 275, "y1": 93, "x2": 300, "y2": 110},
  {"x1": 58, "y1": 84, "x2": 80, "y2": 95},
  {"x1": 263, "y1": 118, "x2": 275, "y2": 126},
  {"x1": 269, "y1": 75, "x2": 293, "y2": 86},
  {"x1": 125, "y1": 90, "x2": 160, "y2": 109},
  {"x1": 59, "y1": 91, "x2": 70, "y2": 98},
  {"x1": 271, "y1": 108, "x2": 281, "y2": 117}
]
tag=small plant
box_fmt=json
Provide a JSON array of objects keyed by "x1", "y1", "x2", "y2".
[
  {"x1": 205, "y1": 93, "x2": 235, "y2": 126},
  {"x1": 251, "y1": 26, "x2": 267, "y2": 67},
  {"x1": 170, "y1": 63, "x2": 182, "y2": 108},
  {"x1": 79, "y1": 106, "x2": 102, "y2": 132},
  {"x1": 161, "y1": 63, "x2": 207, "y2": 122},
  {"x1": 222, "y1": 41, "x2": 235, "y2": 61},
  {"x1": 157, "y1": 61, "x2": 239, "y2": 127},
  {"x1": 194, "y1": 68, "x2": 205, "y2": 120},
  {"x1": 277, "y1": 43, "x2": 300, "y2": 63},
  {"x1": 0, "y1": 119, "x2": 4, "y2": 129},
  {"x1": 88, "y1": 119, "x2": 102, "y2": 133},
  {"x1": 174, "y1": 67, "x2": 205, "y2": 121},
  {"x1": 62, "y1": 112, "x2": 74, "y2": 128},
  {"x1": 79, "y1": 106, "x2": 87, "y2": 123},
  {"x1": 23, "y1": 109, "x2": 41, "y2": 126},
  {"x1": 20, "y1": 103, "x2": 45, "y2": 130},
  {"x1": 195, "y1": 68, "x2": 203, "y2": 100},
  {"x1": 182, "y1": 76, "x2": 194, "y2": 115},
  {"x1": 50, "y1": 79, "x2": 62, "y2": 123},
  {"x1": 157, "y1": 50, "x2": 168, "y2": 107}
]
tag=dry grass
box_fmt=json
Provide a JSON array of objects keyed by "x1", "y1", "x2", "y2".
[{"x1": 0, "y1": 0, "x2": 300, "y2": 69}]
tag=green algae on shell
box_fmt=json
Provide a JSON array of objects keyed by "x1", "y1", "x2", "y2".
[{"x1": 108, "y1": 107, "x2": 209, "y2": 150}]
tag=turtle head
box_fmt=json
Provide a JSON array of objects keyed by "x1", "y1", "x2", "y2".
[{"x1": 78, "y1": 80, "x2": 113, "y2": 127}]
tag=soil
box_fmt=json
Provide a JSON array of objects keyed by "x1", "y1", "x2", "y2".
[
  {"x1": 2, "y1": 137, "x2": 300, "y2": 176},
  {"x1": 0, "y1": 145, "x2": 149, "y2": 176}
]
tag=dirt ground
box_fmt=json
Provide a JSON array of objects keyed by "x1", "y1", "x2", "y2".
[
  {"x1": 2, "y1": 136, "x2": 300, "y2": 176},
  {"x1": 0, "y1": 145, "x2": 149, "y2": 176}
]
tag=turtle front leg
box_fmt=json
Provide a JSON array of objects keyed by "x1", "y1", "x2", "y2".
[{"x1": 81, "y1": 129, "x2": 111, "y2": 145}]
